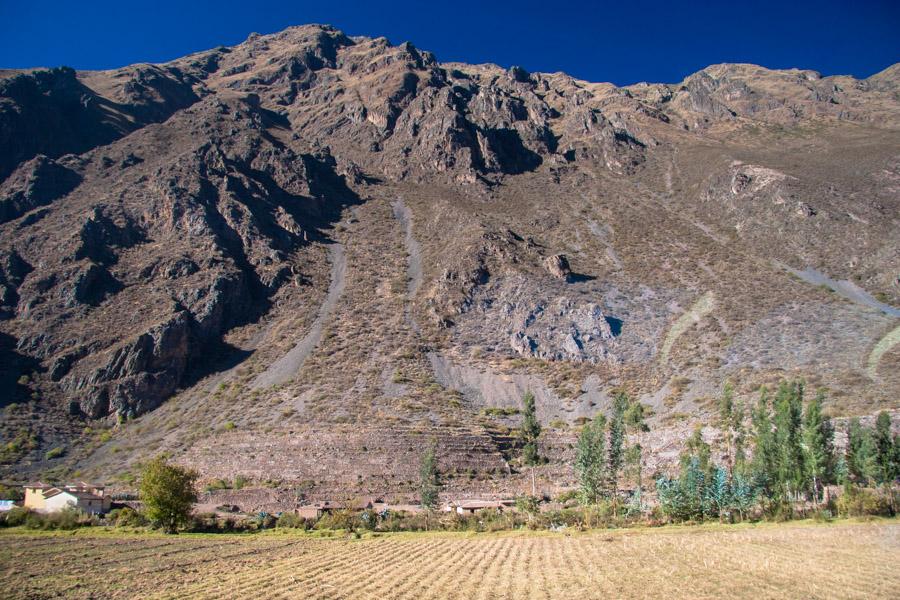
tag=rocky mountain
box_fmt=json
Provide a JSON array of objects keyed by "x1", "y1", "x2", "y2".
[{"x1": 1, "y1": 25, "x2": 898, "y2": 501}]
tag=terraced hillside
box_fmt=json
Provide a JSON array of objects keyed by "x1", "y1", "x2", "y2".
[{"x1": 0, "y1": 25, "x2": 898, "y2": 497}]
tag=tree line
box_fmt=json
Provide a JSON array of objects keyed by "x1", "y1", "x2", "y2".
[{"x1": 570, "y1": 381, "x2": 898, "y2": 521}]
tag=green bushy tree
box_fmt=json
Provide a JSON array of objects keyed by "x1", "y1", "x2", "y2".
[
  {"x1": 773, "y1": 381, "x2": 806, "y2": 503},
  {"x1": 139, "y1": 456, "x2": 198, "y2": 534},
  {"x1": 872, "y1": 412, "x2": 897, "y2": 514},
  {"x1": 802, "y1": 390, "x2": 835, "y2": 507},
  {"x1": 419, "y1": 442, "x2": 440, "y2": 510},
  {"x1": 575, "y1": 415, "x2": 607, "y2": 505},
  {"x1": 520, "y1": 391, "x2": 543, "y2": 497},
  {"x1": 607, "y1": 393, "x2": 627, "y2": 504},
  {"x1": 846, "y1": 418, "x2": 876, "y2": 486}
]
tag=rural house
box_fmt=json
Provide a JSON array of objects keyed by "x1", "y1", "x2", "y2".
[
  {"x1": 42, "y1": 489, "x2": 105, "y2": 515},
  {"x1": 23, "y1": 482, "x2": 51, "y2": 511},
  {"x1": 23, "y1": 481, "x2": 110, "y2": 514}
]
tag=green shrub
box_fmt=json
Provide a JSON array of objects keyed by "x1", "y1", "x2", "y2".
[
  {"x1": 24, "y1": 511, "x2": 45, "y2": 529},
  {"x1": 204, "y1": 479, "x2": 230, "y2": 492},
  {"x1": 109, "y1": 507, "x2": 148, "y2": 528},
  {"x1": 836, "y1": 486, "x2": 890, "y2": 517},
  {"x1": 44, "y1": 447, "x2": 66, "y2": 460},
  {"x1": 0, "y1": 430, "x2": 37, "y2": 463},
  {"x1": 515, "y1": 496, "x2": 540, "y2": 515},
  {"x1": 43, "y1": 508, "x2": 89, "y2": 530},
  {"x1": 481, "y1": 407, "x2": 520, "y2": 417},
  {"x1": 315, "y1": 509, "x2": 358, "y2": 531},
  {"x1": 2, "y1": 506, "x2": 30, "y2": 527},
  {"x1": 15, "y1": 507, "x2": 95, "y2": 530},
  {"x1": 555, "y1": 489, "x2": 579, "y2": 505},
  {"x1": 276, "y1": 512, "x2": 309, "y2": 529},
  {"x1": 189, "y1": 512, "x2": 222, "y2": 533},
  {"x1": 257, "y1": 513, "x2": 277, "y2": 529}
]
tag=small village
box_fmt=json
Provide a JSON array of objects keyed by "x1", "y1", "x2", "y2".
[{"x1": 3, "y1": 480, "x2": 521, "y2": 522}]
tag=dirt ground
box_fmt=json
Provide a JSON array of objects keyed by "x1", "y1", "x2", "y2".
[{"x1": 1, "y1": 520, "x2": 897, "y2": 599}]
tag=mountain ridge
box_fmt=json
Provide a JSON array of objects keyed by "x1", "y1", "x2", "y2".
[{"x1": 0, "y1": 24, "x2": 897, "y2": 500}]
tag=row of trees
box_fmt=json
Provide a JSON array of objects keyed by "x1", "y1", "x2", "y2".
[
  {"x1": 421, "y1": 380, "x2": 897, "y2": 522},
  {"x1": 574, "y1": 392, "x2": 648, "y2": 510},
  {"x1": 654, "y1": 382, "x2": 898, "y2": 520}
]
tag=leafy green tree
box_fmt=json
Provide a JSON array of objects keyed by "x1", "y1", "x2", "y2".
[
  {"x1": 846, "y1": 418, "x2": 876, "y2": 485},
  {"x1": 607, "y1": 392, "x2": 628, "y2": 504},
  {"x1": 139, "y1": 456, "x2": 198, "y2": 534},
  {"x1": 751, "y1": 387, "x2": 777, "y2": 497},
  {"x1": 520, "y1": 391, "x2": 542, "y2": 496},
  {"x1": 621, "y1": 396, "x2": 650, "y2": 510},
  {"x1": 729, "y1": 471, "x2": 758, "y2": 521},
  {"x1": 802, "y1": 390, "x2": 835, "y2": 507},
  {"x1": 419, "y1": 442, "x2": 440, "y2": 510},
  {"x1": 656, "y1": 473, "x2": 689, "y2": 521},
  {"x1": 657, "y1": 457, "x2": 708, "y2": 521},
  {"x1": 658, "y1": 427, "x2": 717, "y2": 522},
  {"x1": 732, "y1": 402, "x2": 748, "y2": 470},
  {"x1": 575, "y1": 415, "x2": 607, "y2": 504},
  {"x1": 625, "y1": 401, "x2": 650, "y2": 432},
  {"x1": 625, "y1": 444, "x2": 644, "y2": 510},
  {"x1": 680, "y1": 425, "x2": 712, "y2": 475},
  {"x1": 773, "y1": 381, "x2": 806, "y2": 503},
  {"x1": 718, "y1": 383, "x2": 736, "y2": 474},
  {"x1": 873, "y1": 412, "x2": 896, "y2": 514},
  {"x1": 715, "y1": 382, "x2": 749, "y2": 479},
  {"x1": 705, "y1": 466, "x2": 730, "y2": 521}
]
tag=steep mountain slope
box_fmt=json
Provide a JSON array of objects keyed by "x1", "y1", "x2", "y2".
[{"x1": 1, "y1": 25, "x2": 898, "y2": 499}]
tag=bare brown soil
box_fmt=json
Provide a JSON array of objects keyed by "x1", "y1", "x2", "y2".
[{"x1": 0, "y1": 521, "x2": 897, "y2": 599}]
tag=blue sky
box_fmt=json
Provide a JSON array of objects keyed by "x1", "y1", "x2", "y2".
[{"x1": 1, "y1": 1, "x2": 898, "y2": 85}]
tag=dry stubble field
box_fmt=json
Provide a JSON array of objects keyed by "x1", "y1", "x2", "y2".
[{"x1": 0, "y1": 520, "x2": 898, "y2": 599}]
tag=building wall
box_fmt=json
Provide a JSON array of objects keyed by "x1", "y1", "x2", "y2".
[
  {"x1": 296, "y1": 507, "x2": 322, "y2": 520},
  {"x1": 43, "y1": 493, "x2": 77, "y2": 513},
  {"x1": 79, "y1": 498, "x2": 102, "y2": 515},
  {"x1": 23, "y1": 488, "x2": 46, "y2": 510},
  {"x1": 43, "y1": 493, "x2": 103, "y2": 515}
]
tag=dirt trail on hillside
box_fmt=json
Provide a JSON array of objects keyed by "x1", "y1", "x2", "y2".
[
  {"x1": 869, "y1": 323, "x2": 900, "y2": 377},
  {"x1": 660, "y1": 291, "x2": 716, "y2": 361},
  {"x1": 392, "y1": 198, "x2": 423, "y2": 332},
  {"x1": 783, "y1": 265, "x2": 900, "y2": 317},
  {"x1": 252, "y1": 244, "x2": 346, "y2": 389}
]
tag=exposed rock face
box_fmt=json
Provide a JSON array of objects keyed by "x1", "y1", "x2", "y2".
[
  {"x1": 0, "y1": 156, "x2": 82, "y2": 224},
  {"x1": 0, "y1": 249, "x2": 31, "y2": 320},
  {"x1": 0, "y1": 84, "x2": 361, "y2": 421},
  {"x1": 0, "y1": 65, "x2": 200, "y2": 181},
  {"x1": 76, "y1": 311, "x2": 193, "y2": 417},
  {"x1": 0, "y1": 25, "x2": 898, "y2": 493},
  {"x1": 544, "y1": 254, "x2": 571, "y2": 280}
]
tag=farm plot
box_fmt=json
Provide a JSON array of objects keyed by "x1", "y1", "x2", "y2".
[{"x1": 0, "y1": 521, "x2": 898, "y2": 599}]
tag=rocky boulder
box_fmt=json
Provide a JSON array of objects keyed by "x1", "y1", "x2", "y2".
[{"x1": 544, "y1": 254, "x2": 571, "y2": 280}]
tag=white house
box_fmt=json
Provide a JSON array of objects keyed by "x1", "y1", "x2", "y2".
[
  {"x1": 42, "y1": 489, "x2": 105, "y2": 515},
  {"x1": 23, "y1": 481, "x2": 109, "y2": 514}
]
